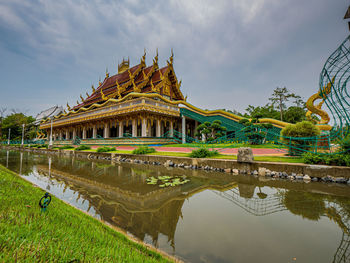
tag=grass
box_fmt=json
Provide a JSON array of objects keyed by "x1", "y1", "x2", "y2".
[{"x1": 0, "y1": 165, "x2": 171, "y2": 262}]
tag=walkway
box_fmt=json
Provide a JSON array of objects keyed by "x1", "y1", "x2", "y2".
[{"x1": 104, "y1": 146, "x2": 288, "y2": 156}]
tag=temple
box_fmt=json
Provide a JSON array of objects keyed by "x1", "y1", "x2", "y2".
[
  {"x1": 39, "y1": 51, "x2": 197, "y2": 145},
  {"x1": 39, "y1": 50, "x2": 288, "y2": 145}
]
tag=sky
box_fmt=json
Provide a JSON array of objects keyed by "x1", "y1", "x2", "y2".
[{"x1": 0, "y1": 0, "x2": 349, "y2": 117}]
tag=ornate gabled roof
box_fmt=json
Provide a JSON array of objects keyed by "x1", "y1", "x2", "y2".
[
  {"x1": 71, "y1": 52, "x2": 184, "y2": 111},
  {"x1": 35, "y1": 105, "x2": 64, "y2": 124}
]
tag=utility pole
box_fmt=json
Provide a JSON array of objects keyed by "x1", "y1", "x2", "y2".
[
  {"x1": 49, "y1": 118, "x2": 53, "y2": 147},
  {"x1": 7, "y1": 128, "x2": 10, "y2": 145},
  {"x1": 21, "y1": 124, "x2": 25, "y2": 146}
]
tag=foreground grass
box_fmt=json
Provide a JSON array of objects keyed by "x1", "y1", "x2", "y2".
[{"x1": 0, "y1": 165, "x2": 171, "y2": 262}]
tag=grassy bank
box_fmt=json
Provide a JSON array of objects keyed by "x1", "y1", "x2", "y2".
[{"x1": 0, "y1": 165, "x2": 172, "y2": 262}]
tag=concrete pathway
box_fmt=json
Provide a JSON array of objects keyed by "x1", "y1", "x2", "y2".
[{"x1": 107, "y1": 146, "x2": 288, "y2": 156}]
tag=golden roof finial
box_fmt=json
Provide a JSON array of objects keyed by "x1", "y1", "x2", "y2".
[
  {"x1": 91, "y1": 84, "x2": 95, "y2": 93},
  {"x1": 66, "y1": 102, "x2": 71, "y2": 111},
  {"x1": 170, "y1": 48, "x2": 174, "y2": 64},
  {"x1": 141, "y1": 48, "x2": 146, "y2": 64},
  {"x1": 99, "y1": 77, "x2": 101, "y2": 86},
  {"x1": 86, "y1": 92, "x2": 90, "y2": 98},
  {"x1": 153, "y1": 49, "x2": 159, "y2": 67},
  {"x1": 80, "y1": 94, "x2": 84, "y2": 102},
  {"x1": 76, "y1": 100, "x2": 79, "y2": 105},
  {"x1": 106, "y1": 67, "x2": 109, "y2": 78}
]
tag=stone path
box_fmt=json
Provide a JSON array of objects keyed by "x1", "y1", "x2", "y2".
[{"x1": 108, "y1": 146, "x2": 287, "y2": 156}]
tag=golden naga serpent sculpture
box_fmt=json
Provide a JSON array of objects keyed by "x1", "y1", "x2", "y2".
[{"x1": 305, "y1": 77, "x2": 334, "y2": 131}]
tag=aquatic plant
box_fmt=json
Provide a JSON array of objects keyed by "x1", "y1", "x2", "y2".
[{"x1": 146, "y1": 175, "x2": 190, "y2": 187}]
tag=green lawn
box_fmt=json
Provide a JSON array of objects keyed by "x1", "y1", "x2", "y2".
[{"x1": 0, "y1": 165, "x2": 171, "y2": 262}]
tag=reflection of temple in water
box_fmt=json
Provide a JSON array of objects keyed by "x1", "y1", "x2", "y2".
[
  {"x1": 212, "y1": 183, "x2": 286, "y2": 216},
  {"x1": 212, "y1": 180, "x2": 350, "y2": 263},
  {"x1": 36, "y1": 156, "x2": 237, "y2": 248}
]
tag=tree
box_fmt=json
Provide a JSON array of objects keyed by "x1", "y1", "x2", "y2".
[
  {"x1": 281, "y1": 121, "x2": 320, "y2": 155},
  {"x1": 269, "y1": 87, "x2": 300, "y2": 121},
  {"x1": 2, "y1": 113, "x2": 36, "y2": 141},
  {"x1": 195, "y1": 120, "x2": 227, "y2": 142},
  {"x1": 284, "y1": 106, "x2": 306, "y2": 124},
  {"x1": 0, "y1": 107, "x2": 6, "y2": 140},
  {"x1": 239, "y1": 118, "x2": 273, "y2": 145}
]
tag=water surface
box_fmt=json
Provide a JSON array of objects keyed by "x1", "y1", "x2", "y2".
[{"x1": 1, "y1": 150, "x2": 350, "y2": 263}]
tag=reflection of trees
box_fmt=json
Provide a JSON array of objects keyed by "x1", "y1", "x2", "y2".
[{"x1": 283, "y1": 191, "x2": 325, "y2": 221}]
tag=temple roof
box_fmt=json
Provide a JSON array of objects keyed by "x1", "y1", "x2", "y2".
[{"x1": 71, "y1": 52, "x2": 184, "y2": 110}]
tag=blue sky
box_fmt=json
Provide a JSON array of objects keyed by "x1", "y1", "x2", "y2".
[{"x1": 0, "y1": 0, "x2": 349, "y2": 116}]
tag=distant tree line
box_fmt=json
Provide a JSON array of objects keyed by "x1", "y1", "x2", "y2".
[
  {"x1": 0, "y1": 108, "x2": 37, "y2": 141},
  {"x1": 223, "y1": 86, "x2": 319, "y2": 124}
]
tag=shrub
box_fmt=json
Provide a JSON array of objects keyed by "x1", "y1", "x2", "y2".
[
  {"x1": 36, "y1": 144, "x2": 48, "y2": 149},
  {"x1": 339, "y1": 135, "x2": 350, "y2": 154},
  {"x1": 132, "y1": 146, "x2": 156, "y2": 155},
  {"x1": 189, "y1": 148, "x2": 219, "y2": 158},
  {"x1": 281, "y1": 121, "x2": 320, "y2": 156},
  {"x1": 75, "y1": 145, "x2": 91, "y2": 151},
  {"x1": 302, "y1": 152, "x2": 350, "y2": 167},
  {"x1": 96, "y1": 146, "x2": 115, "y2": 153},
  {"x1": 59, "y1": 145, "x2": 74, "y2": 150}
]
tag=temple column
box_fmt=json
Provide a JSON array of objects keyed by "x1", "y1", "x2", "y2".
[
  {"x1": 156, "y1": 119, "x2": 161, "y2": 137},
  {"x1": 59, "y1": 130, "x2": 63, "y2": 140},
  {"x1": 104, "y1": 122, "x2": 110, "y2": 138},
  {"x1": 119, "y1": 121, "x2": 123, "y2": 137},
  {"x1": 73, "y1": 128, "x2": 76, "y2": 140},
  {"x1": 182, "y1": 115, "x2": 186, "y2": 144},
  {"x1": 65, "y1": 129, "x2": 69, "y2": 140},
  {"x1": 141, "y1": 118, "x2": 147, "y2": 137},
  {"x1": 82, "y1": 127, "x2": 87, "y2": 139},
  {"x1": 194, "y1": 121, "x2": 198, "y2": 139},
  {"x1": 170, "y1": 121, "x2": 174, "y2": 137},
  {"x1": 92, "y1": 125, "x2": 97, "y2": 139},
  {"x1": 148, "y1": 121, "x2": 152, "y2": 137},
  {"x1": 132, "y1": 119, "x2": 137, "y2": 137}
]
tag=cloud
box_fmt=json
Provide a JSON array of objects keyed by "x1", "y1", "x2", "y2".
[{"x1": 0, "y1": 0, "x2": 348, "y2": 115}]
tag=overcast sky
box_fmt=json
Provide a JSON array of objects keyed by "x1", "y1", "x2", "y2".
[{"x1": 0, "y1": 0, "x2": 349, "y2": 116}]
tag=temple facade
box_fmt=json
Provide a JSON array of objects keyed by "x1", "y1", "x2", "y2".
[{"x1": 39, "y1": 51, "x2": 197, "y2": 145}]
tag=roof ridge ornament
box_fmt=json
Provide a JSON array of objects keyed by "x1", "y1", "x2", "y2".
[
  {"x1": 91, "y1": 84, "x2": 95, "y2": 93},
  {"x1": 66, "y1": 103, "x2": 71, "y2": 111},
  {"x1": 106, "y1": 67, "x2": 109, "y2": 78},
  {"x1": 170, "y1": 48, "x2": 174, "y2": 64},
  {"x1": 141, "y1": 49, "x2": 146, "y2": 65}
]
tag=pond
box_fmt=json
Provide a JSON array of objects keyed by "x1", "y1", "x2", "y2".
[{"x1": 1, "y1": 149, "x2": 350, "y2": 263}]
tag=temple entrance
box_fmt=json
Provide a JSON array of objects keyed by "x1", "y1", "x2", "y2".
[
  {"x1": 110, "y1": 126, "x2": 118, "y2": 138},
  {"x1": 87, "y1": 128, "x2": 93, "y2": 138},
  {"x1": 97, "y1": 128, "x2": 104, "y2": 138}
]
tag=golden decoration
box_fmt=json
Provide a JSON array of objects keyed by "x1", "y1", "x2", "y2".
[{"x1": 91, "y1": 84, "x2": 95, "y2": 93}]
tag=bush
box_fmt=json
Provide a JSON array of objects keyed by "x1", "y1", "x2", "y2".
[
  {"x1": 281, "y1": 121, "x2": 320, "y2": 156},
  {"x1": 302, "y1": 152, "x2": 350, "y2": 167},
  {"x1": 339, "y1": 135, "x2": 350, "y2": 154},
  {"x1": 189, "y1": 148, "x2": 219, "y2": 158},
  {"x1": 59, "y1": 145, "x2": 74, "y2": 150},
  {"x1": 132, "y1": 146, "x2": 156, "y2": 155},
  {"x1": 36, "y1": 144, "x2": 48, "y2": 149},
  {"x1": 96, "y1": 146, "x2": 115, "y2": 153},
  {"x1": 75, "y1": 145, "x2": 91, "y2": 151}
]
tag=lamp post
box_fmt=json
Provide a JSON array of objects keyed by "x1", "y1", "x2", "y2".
[
  {"x1": 21, "y1": 124, "x2": 25, "y2": 146},
  {"x1": 7, "y1": 128, "x2": 10, "y2": 145},
  {"x1": 49, "y1": 118, "x2": 53, "y2": 147}
]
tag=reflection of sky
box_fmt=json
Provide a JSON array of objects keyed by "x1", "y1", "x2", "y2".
[{"x1": 0, "y1": 149, "x2": 349, "y2": 263}]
